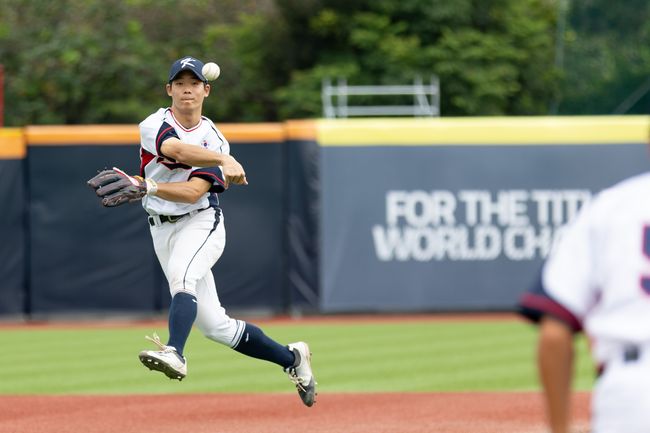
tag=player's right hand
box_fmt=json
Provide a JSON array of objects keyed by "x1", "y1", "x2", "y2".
[{"x1": 222, "y1": 155, "x2": 248, "y2": 187}]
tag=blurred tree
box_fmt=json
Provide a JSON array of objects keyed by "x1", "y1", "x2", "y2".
[
  {"x1": 0, "y1": 0, "x2": 648, "y2": 123},
  {"x1": 256, "y1": 0, "x2": 560, "y2": 118},
  {"x1": 0, "y1": 0, "x2": 272, "y2": 125},
  {"x1": 0, "y1": 0, "x2": 166, "y2": 124},
  {"x1": 558, "y1": 0, "x2": 650, "y2": 114}
]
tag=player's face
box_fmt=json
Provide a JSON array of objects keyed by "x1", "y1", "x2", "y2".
[{"x1": 166, "y1": 71, "x2": 211, "y2": 114}]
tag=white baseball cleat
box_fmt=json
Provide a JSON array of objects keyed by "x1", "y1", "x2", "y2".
[
  {"x1": 138, "y1": 333, "x2": 187, "y2": 381},
  {"x1": 285, "y1": 342, "x2": 317, "y2": 407}
]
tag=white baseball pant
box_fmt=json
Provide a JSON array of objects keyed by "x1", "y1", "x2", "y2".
[
  {"x1": 149, "y1": 207, "x2": 245, "y2": 347},
  {"x1": 592, "y1": 345, "x2": 650, "y2": 433}
]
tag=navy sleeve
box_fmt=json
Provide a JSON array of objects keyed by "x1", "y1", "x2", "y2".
[
  {"x1": 156, "y1": 121, "x2": 180, "y2": 160},
  {"x1": 189, "y1": 166, "x2": 226, "y2": 193},
  {"x1": 518, "y1": 267, "x2": 583, "y2": 333}
]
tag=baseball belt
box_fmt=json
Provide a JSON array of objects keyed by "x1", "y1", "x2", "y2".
[{"x1": 148, "y1": 207, "x2": 210, "y2": 227}]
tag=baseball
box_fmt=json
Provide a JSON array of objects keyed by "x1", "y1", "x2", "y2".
[{"x1": 202, "y1": 62, "x2": 220, "y2": 81}]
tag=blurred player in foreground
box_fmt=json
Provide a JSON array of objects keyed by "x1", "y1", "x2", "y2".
[{"x1": 519, "y1": 171, "x2": 650, "y2": 432}]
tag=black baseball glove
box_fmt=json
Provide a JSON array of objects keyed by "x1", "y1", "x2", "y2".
[{"x1": 87, "y1": 167, "x2": 154, "y2": 207}]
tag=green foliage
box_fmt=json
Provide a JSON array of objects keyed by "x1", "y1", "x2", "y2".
[
  {"x1": 429, "y1": 29, "x2": 523, "y2": 115},
  {"x1": 0, "y1": 0, "x2": 272, "y2": 125},
  {"x1": 275, "y1": 63, "x2": 359, "y2": 119},
  {"x1": 201, "y1": 12, "x2": 295, "y2": 122},
  {"x1": 0, "y1": 0, "x2": 165, "y2": 124},
  {"x1": 0, "y1": 319, "x2": 594, "y2": 394},
  {"x1": 558, "y1": 0, "x2": 650, "y2": 114},
  {"x1": 233, "y1": 0, "x2": 560, "y2": 118},
  {"x1": 0, "y1": 0, "x2": 647, "y2": 123}
]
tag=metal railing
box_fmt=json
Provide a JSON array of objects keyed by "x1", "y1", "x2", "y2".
[{"x1": 322, "y1": 76, "x2": 440, "y2": 118}]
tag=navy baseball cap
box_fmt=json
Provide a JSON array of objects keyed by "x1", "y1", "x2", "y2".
[{"x1": 168, "y1": 56, "x2": 207, "y2": 83}]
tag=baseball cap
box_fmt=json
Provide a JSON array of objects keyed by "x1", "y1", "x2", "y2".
[{"x1": 168, "y1": 56, "x2": 207, "y2": 83}]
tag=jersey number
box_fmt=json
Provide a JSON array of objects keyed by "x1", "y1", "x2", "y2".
[{"x1": 642, "y1": 226, "x2": 650, "y2": 294}]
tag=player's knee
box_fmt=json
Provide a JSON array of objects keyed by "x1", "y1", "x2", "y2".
[
  {"x1": 168, "y1": 274, "x2": 198, "y2": 297},
  {"x1": 203, "y1": 331, "x2": 231, "y2": 346},
  {"x1": 199, "y1": 318, "x2": 243, "y2": 347},
  {"x1": 169, "y1": 284, "x2": 197, "y2": 298}
]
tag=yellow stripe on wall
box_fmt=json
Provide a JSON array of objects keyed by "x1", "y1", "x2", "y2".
[
  {"x1": 317, "y1": 116, "x2": 650, "y2": 146},
  {"x1": 0, "y1": 128, "x2": 26, "y2": 159},
  {"x1": 9, "y1": 117, "x2": 644, "y2": 151}
]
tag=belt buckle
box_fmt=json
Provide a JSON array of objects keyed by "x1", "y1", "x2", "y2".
[{"x1": 148, "y1": 215, "x2": 162, "y2": 226}]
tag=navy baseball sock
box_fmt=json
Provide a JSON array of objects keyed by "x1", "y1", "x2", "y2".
[
  {"x1": 166, "y1": 292, "x2": 197, "y2": 357},
  {"x1": 233, "y1": 323, "x2": 295, "y2": 369}
]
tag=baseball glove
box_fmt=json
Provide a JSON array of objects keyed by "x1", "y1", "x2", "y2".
[{"x1": 87, "y1": 167, "x2": 155, "y2": 207}]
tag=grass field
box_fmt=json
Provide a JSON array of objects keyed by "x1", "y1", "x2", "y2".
[{"x1": 0, "y1": 317, "x2": 595, "y2": 395}]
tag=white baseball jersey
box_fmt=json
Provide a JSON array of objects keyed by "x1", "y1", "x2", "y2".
[
  {"x1": 520, "y1": 172, "x2": 650, "y2": 433},
  {"x1": 139, "y1": 107, "x2": 228, "y2": 216},
  {"x1": 520, "y1": 172, "x2": 650, "y2": 364}
]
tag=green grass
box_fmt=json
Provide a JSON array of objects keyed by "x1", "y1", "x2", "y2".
[{"x1": 0, "y1": 319, "x2": 595, "y2": 394}]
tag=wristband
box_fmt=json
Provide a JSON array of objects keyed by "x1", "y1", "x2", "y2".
[{"x1": 145, "y1": 178, "x2": 158, "y2": 196}]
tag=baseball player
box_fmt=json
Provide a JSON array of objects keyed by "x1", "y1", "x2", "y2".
[
  {"x1": 88, "y1": 56, "x2": 316, "y2": 407},
  {"x1": 518, "y1": 171, "x2": 650, "y2": 432}
]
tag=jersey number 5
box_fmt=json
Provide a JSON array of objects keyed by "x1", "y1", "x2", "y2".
[{"x1": 642, "y1": 225, "x2": 650, "y2": 295}]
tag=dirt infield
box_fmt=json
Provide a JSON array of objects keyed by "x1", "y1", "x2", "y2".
[{"x1": 0, "y1": 392, "x2": 590, "y2": 433}]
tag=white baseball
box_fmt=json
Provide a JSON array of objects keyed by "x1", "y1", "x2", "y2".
[{"x1": 202, "y1": 62, "x2": 221, "y2": 81}]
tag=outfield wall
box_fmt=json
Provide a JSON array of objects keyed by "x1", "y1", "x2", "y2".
[
  {"x1": 0, "y1": 116, "x2": 648, "y2": 316},
  {"x1": 0, "y1": 129, "x2": 26, "y2": 315},
  {"x1": 316, "y1": 117, "x2": 650, "y2": 312},
  {"x1": 1, "y1": 125, "x2": 293, "y2": 317}
]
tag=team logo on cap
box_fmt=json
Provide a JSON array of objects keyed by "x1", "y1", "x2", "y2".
[{"x1": 180, "y1": 57, "x2": 196, "y2": 68}]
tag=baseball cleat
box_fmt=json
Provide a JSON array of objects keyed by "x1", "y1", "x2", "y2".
[
  {"x1": 285, "y1": 342, "x2": 317, "y2": 407},
  {"x1": 138, "y1": 333, "x2": 187, "y2": 381}
]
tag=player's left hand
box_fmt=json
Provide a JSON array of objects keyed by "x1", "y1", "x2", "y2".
[{"x1": 87, "y1": 167, "x2": 152, "y2": 207}]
